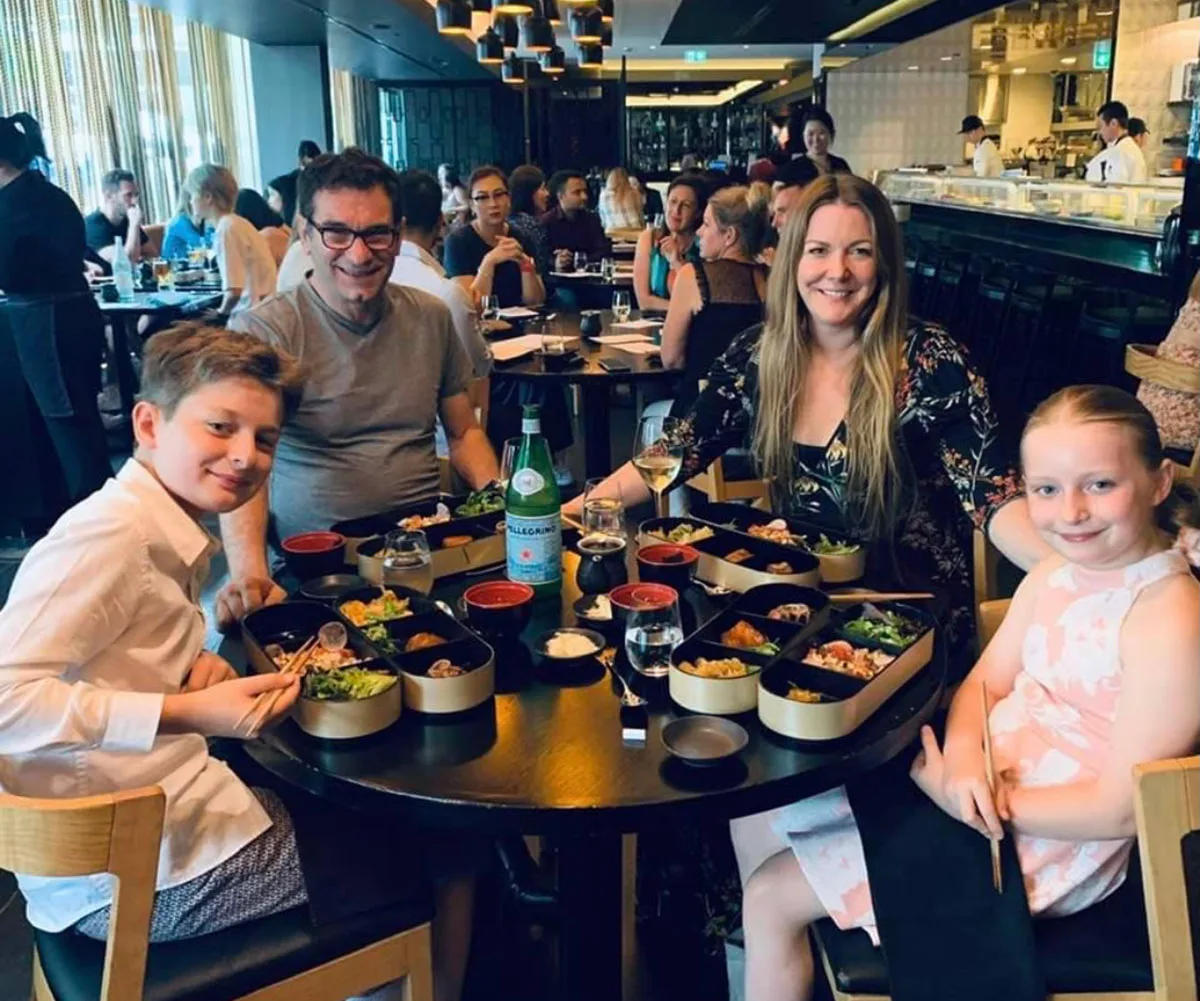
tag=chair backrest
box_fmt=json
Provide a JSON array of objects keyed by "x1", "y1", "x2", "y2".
[
  {"x1": 977, "y1": 598, "x2": 1011, "y2": 648},
  {"x1": 1124, "y1": 343, "x2": 1200, "y2": 484},
  {"x1": 0, "y1": 786, "x2": 165, "y2": 1001},
  {"x1": 972, "y1": 528, "x2": 1003, "y2": 652},
  {"x1": 1133, "y1": 756, "x2": 1200, "y2": 1001}
]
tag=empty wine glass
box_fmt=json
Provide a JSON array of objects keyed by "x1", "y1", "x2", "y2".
[
  {"x1": 480, "y1": 295, "x2": 500, "y2": 323},
  {"x1": 612, "y1": 290, "x2": 632, "y2": 324},
  {"x1": 582, "y1": 477, "x2": 626, "y2": 540},
  {"x1": 632, "y1": 415, "x2": 683, "y2": 518},
  {"x1": 381, "y1": 530, "x2": 434, "y2": 595},
  {"x1": 499, "y1": 437, "x2": 521, "y2": 493},
  {"x1": 624, "y1": 587, "x2": 683, "y2": 678}
]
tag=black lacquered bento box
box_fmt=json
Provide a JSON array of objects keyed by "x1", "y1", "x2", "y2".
[
  {"x1": 668, "y1": 584, "x2": 831, "y2": 715},
  {"x1": 698, "y1": 502, "x2": 867, "y2": 584},
  {"x1": 638, "y1": 517, "x2": 820, "y2": 592},
  {"x1": 330, "y1": 492, "x2": 506, "y2": 580},
  {"x1": 757, "y1": 601, "x2": 936, "y2": 740},
  {"x1": 242, "y1": 586, "x2": 495, "y2": 738}
]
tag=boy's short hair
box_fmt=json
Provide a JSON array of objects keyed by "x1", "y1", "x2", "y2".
[{"x1": 139, "y1": 322, "x2": 304, "y2": 422}]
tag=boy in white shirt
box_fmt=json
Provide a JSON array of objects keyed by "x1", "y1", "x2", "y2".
[{"x1": 0, "y1": 324, "x2": 473, "y2": 1001}]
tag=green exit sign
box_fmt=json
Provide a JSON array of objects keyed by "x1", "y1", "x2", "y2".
[
  {"x1": 683, "y1": 49, "x2": 708, "y2": 63},
  {"x1": 1093, "y1": 39, "x2": 1112, "y2": 70}
]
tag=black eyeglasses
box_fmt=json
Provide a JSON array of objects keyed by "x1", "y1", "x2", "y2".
[
  {"x1": 305, "y1": 217, "x2": 399, "y2": 252},
  {"x1": 472, "y1": 190, "x2": 510, "y2": 204}
]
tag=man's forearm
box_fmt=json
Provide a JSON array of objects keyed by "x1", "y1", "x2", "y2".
[
  {"x1": 448, "y1": 427, "x2": 500, "y2": 489},
  {"x1": 219, "y1": 483, "x2": 272, "y2": 580},
  {"x1": 126, "y1": 229, "x2": 143, "y2": 262}
]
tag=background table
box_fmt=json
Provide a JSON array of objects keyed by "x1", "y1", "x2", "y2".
[
  {"x1": 488, "y1": 310, "x2": 677, "y2": 478},
  {"x1": 230, "y1": 552, "x2": 945, "y2": 1001},
  {"x1": 546, "y1": 269, "x2": 635, "y2": 310}
]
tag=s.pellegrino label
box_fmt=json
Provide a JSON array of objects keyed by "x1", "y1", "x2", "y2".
[{"x1": 505, "y1": 404, "x2": 562, "y2": 596}]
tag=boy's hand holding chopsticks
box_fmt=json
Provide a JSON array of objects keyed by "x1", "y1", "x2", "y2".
[{"x1": 162, "y1": 672, "x2": 300, "y2": 740}]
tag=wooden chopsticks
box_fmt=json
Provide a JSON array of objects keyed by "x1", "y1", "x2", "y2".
[
  {"x1": 827, "y1": 590, "x2": 935, "y2": 605},
  {"x1": 981, "y1": 685, "x2": 1003, "y2": 894},
  {"x1": 236, "y1": 635, "x2": 317, "y2": 734}
]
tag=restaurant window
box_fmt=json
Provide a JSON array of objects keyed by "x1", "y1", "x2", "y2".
[{"x1": 0, "y1": 0, "x2": 258, "y2": 221}]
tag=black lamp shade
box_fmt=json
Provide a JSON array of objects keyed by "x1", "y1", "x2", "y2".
[
  {"x1": 601, "y1": 23, "x2": 612, "y2": 46},
  {"x1": 570, "y1": 6, "x2": 602, "y2": 43},
  {"x1": 544, "y1": 0, "x2": 561, "y2": 24},
  {"x1": 502, "y1": 53, "x2": 526, "y2": 82},
  {"x1": 493, "y1": 0, "x2": 534, "y2": 14},
  {"x1": 539, "y1": 45, "x2": 565, "y2": 73},
  {"x1": 470, "y1": 0, "x2": 491, "y2": 10},
  {"x1": 494, "y1": 13, "x2": 520, "y2": 47},
  {"x1": 598, "y1": 0, "x2": 613, "y2": 22},
  {"x1": 521, "y1": 11, "x2": 555, "y2": 51},
  {"x1": 477, "y1": 27, "x2": 504, "y2": 63},
  {"x1": 436, "y1": 0, "x2": 472, "y2": 34},
  {"x1": 579, "y1": 42, "x2": 603, "y2": 66}
]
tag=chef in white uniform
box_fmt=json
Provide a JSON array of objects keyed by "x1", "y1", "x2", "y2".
[
  {"x1": 1085, "y1": 100, "x2": 1147, "y2": 184},
  {"x1": 959, "y1": 115, "x2": 1004, "y2": 178}
]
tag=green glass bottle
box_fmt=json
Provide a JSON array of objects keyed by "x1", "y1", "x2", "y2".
[{"x1": 505, "y1": 404, "x2": 563, "y2": 597}]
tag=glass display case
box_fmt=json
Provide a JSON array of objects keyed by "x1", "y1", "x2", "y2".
[{"x1": 878, "y1": 170, "x2": 1182, "y2": 237}]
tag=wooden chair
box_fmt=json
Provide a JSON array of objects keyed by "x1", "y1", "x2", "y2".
[
  {"x1": 1, "y1": 785, "x2": 433, "y2": 1001},
  {"x1": 686, "y1": 456, "x2": 771, "y2": 507},
  {"x1": 1124, "y1": 343, "x2": 1200, "y2": 486},
  {"x1": 973, "y1": 527, "x2": 1003, "y2": 654},
  {"x1": 142, "y1": 223, "x2": 165, "y2": 260},
  {"x1": 814, "y1": 591, "x2": 1199, "y2": 1001}
]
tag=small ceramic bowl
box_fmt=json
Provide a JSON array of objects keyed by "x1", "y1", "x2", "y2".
[
  {"x1": 661, "y1": 716, "x2": 748, "y2": 766},
  {"x1": 608, "y1": 582, "x2": 680, "y2": 630},
  {"x1": 462, "y1": 580, "x2": 535, "y2": 637},
  {"x1": 281, "y1": 532, "x2": 346, "y2": 581},
  {"x1": 533, "y1": 627, "x2": 607, "y2": 670},
  {"x1": 297, "y1": 573, "x2": 369, "y2": 604},
  {"x1": 637, "y1": 543, "x2": 699, "y2": 589}
]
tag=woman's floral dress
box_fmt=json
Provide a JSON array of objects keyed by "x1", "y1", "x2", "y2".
[{"x1": 663, "y1": 320, "x2": 1022, "y2": 671}]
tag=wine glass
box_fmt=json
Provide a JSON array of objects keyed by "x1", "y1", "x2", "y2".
[
  {"x1": 612, "y1": 290, "x2": 632, "y2": 324},
  {"x1": 499, "y1": 437, "x2": 521, "y2": 493},
  {"x1": 582, "y1": 477, "x2": 626, "y2": 540},
  {"x1": 601, "y1": 257, "x2": 615, "y2": 281},
  {"x1": 539, "y1": 315, "x2": 565, "y2": 356},
  {"x1": 624, "y1": 587, "x2": 683, "y2": 678},
  {"x1": 380, "y1": 530, "x2": 434, "y2": 595},
  {"x1": 480, "y1": 295, "x2": 500, "y2": 323},
  {"x1": 632, "y1": 415, "x2": 683, "y2": 518},
  {"x1": 573, "y1": 251, "x2": 588, "y2": 273}
]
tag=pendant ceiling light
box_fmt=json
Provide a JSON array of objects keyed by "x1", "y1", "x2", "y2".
[
  {"x1": 494, "y1": 12, "x2": 520, "y2": 47},
  {"x1": 600, "y1": 22, "x2": 612, "y2": 46},
  {"x1": 579, "y1": 42, "x2": 603, "y2": 67},
  {"x1": 470, "y1": 0, "x2": 491, "y2": 10},
  {"x1": 521, "y1": 2, "x2": 555, "y2": 52},
  {"x1": 492, "y1": 0, "x2": 533, "y2": 14},
  {"x1": 544, "y1": 0, "x2": 562, "y2": 25},
  {"x1": 597, "y1": 0, "x2": 613, "y2": 23},
  {"x1": 539, "y1": 45, "x2": 566, "y2": 74},
  {"x1": 570, "y1": 6, "x2": 603, "y2": 43},
  {"x1": 502, "y1": 53, "x2": 526, "y2": 82},
  {"x1": 477, "y1": 26, "x2": 504, "y2": 63},
  {"x1": 436, "y1": 0, "x2": 472, "y2": 35}
]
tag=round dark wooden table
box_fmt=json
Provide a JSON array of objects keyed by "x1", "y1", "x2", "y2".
[
  {"x1": 546, "y1": 269, "x2": 634, "y2": 310},
  {"x1": 227, "y1": 552, "x2": 945, "y2": 1001},
  {"x1": 489, "y1": 310, "x2": 678, "y2": 479}
]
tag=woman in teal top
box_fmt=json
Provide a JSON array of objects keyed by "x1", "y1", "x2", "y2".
[{"x1": 633, "y1": 172, "x2": 705, "y2": 311}]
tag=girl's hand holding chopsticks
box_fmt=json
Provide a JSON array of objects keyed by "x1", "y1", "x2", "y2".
[
  {"x1": 910, "y1": 725, "x2": 1006, "y2": 841},
  {"x1": 162, "y1": 672, "x2": 301, "y2": 739}
]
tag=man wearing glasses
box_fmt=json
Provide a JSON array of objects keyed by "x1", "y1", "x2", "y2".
[
  {"x1": 217, "y1": 149, "x2": 500, "y2": 624},
  {"x1": 443, "y1": 165, "x2": 545, "y2": 308}
]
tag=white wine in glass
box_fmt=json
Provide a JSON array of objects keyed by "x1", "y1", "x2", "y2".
[{"x1": 633, "y1": 415, "x2": 683, "y2": 517}]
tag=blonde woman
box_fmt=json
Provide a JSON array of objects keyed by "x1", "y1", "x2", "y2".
[
  {"x1": 182, "y1": 164, "x2": 278, "y2": 320},
  {"x1": 568, "y1": 173, "x2": 1049, "y2": 667},
  {"x1": 598, "y1": 166, "x2": 645, "y2": 232},
  {"x1": 659, "y1": 183, "x2": 770, "y2": 414}
]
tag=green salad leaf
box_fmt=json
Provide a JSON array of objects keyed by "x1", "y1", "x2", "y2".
[
  {"x1": 363, "y1": 623, "x2": 398, "y2": 655},
  {"x1": 842, "y1": 610, "x2": 921, "y2": 648},
  {"x1": 811, "y1": 534, "x2": 861, "y2": 556},
  {"x1": 455, "y1": 485, "x2": 505, "y2": 517},
  {"x1": 750, "y1": 642, "x2": 780, "y2": 656},
  {"x1": 303, "y1": 669, "x2": 398, "y2": 701}
]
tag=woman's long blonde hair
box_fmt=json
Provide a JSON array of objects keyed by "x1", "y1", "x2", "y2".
[
  {"x1": 752, "y1": 173, "x2": 909, "y2": 537},
  {"x1": 605, "y1": 166, "x2": 642, "y2": 215}
]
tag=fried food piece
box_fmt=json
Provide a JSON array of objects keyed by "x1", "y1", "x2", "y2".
[
  {"x1": 441, "y1": 535, "x2": 474, "y2": 548},
  {"x1": 766, "y1": 562, "x2": 794, "y2": 574},
  {"x1": 404, "y1": 632, "x2": 447, "y2": 653},
  {"x1": 725, "y1": 548, "x2": 754, "y2": 564},
  {"x1": 721, "y1": 619, "x2": 770, "y2": 649},
  {"x1": 427, "y1": 659, "x2": 466, "y2": 678},
  {"x1": 767, "y1": 603, "x2": 811, "y2": 624}
]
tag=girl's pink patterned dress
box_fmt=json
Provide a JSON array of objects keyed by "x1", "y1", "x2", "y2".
[{"x1": 768, "y1": 549, "x2": 1191, "y2": 943}]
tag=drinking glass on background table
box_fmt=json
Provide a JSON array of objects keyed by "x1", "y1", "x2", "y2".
[
  {"x1": 499, "y1": 437, "x2": 521, "y2": 493},
  {"x1": 632, "y1": 415, "x2": 683, "y2": 518},
  {"x1": 601, "y1": 257, "x2": 615, "y2": 281},
  {"x1": 151, "y1": 258, "x2": 174, "y2": 290},
  {"x1": 381, "y1": 529, "x2": 434, "y2": 595},
  {"x1": 624, "y1": 588, "x2": 683, "y2": 678},
  {"x1": 583, "y1": 477, "x2": 626, "y2": 540},
  {"x1": 480, "y1": 294, "x2": 500, "y2": 323},
  {"x1": 574, "y1": 251, "x2": 588, "y2": 273},
  {"x1": 612, "y1": 290, "x2": 631, "y2": 324}
]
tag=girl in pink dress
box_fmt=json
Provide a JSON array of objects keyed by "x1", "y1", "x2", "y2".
[{"x1": 737, "y1": 385, "x2": 1200, "y2": 1001}]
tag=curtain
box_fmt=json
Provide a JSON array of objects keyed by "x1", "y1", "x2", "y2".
[
  {"x1": 187, "y1": 20, "x2": 242, "y2": 182},
  {"x1": 132, "y1": 5, "x2": 187, "y2": 219},
  {"x1": 330, "y1": 68, "x2": 381, "y2": 156}
]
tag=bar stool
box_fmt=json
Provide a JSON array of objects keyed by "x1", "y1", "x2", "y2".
[
  {"x1": 927, "y1": 254, "x2": 974, "y2": 339},
  {"x1": 965, "y1": 268, "x2": 1014, "y2": 378},
  {"x1": 1071, "y1": 296, "x2": 1172, "y2": 389},
  {"x1": 908, "y1": 249, "x2": 942, "y2": 322}
]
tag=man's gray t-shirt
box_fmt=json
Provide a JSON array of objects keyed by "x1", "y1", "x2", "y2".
[{"x1": 230, "y1": 280, "x2": 472, "y2": 542}]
